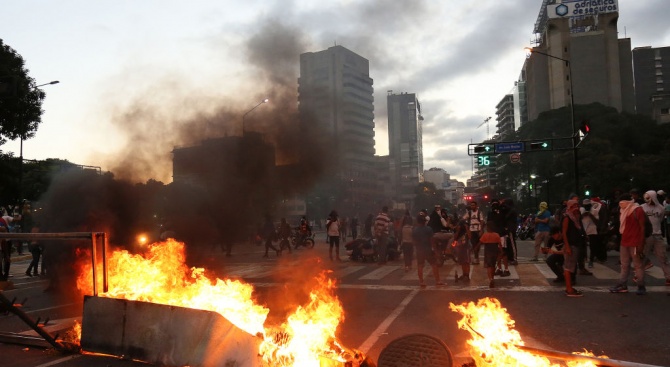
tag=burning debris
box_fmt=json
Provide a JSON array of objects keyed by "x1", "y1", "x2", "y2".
[
  {"x1": 450, "y1": 298, "x2": 607, "y2": 367},
  {"x1": 75, "y1": 239, "x2": 359, "y2": 367}
]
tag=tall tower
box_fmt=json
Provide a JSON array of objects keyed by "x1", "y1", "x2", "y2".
[
  {"x1": 387, "y1": 91, "x2": 423, "y2": 206},
  {"x1": 298, "y1": 45, "x2": 377, "y2": 215},
  {"x1": 525, "y1": 0, "x2": 634, "y2": 121}
]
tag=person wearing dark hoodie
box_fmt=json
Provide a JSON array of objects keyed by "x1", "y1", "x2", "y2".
[{"x1": 562, "y1": 199, "x2": 585, "y2": 297}]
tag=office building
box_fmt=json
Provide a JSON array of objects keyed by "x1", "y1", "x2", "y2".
[
  {"x1": 633, "y1": 46, "x2": 670, "y2": 123},
  {"x1": 387, "y1": 91, "x2": 423, "y2": 206},
  {"x1": 298, "y1": 45, "x2": 378, "y2": 215},
  {"x1": 525, "y1": 0, "x2": 634, "y2": 121}
]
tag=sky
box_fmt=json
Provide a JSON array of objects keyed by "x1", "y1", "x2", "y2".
[{"x1": 1, "y1": 0, "x2": 669, "y2": 184}]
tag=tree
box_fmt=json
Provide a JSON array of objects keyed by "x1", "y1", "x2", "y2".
[
  {"x1": 497, "y1": 103, "x2": 670, "y2": 207},
  {"x1": 0, "y1": 39, "x2": 45, "y2": 146}
]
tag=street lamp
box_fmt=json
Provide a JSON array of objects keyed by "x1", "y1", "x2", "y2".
[
  {"x1": 525, "y1": 47, "x2": 579, "y2": 195},
  {"x1": 242, "y1": 98, "x2": 269, "y2": 135},
  {"x1": 19, "y1": 80, "x2": 60, "y2": 200}
]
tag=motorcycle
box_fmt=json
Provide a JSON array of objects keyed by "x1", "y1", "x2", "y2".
[
  {"x1": 516, "y1": 223, "x2": 535, "y2": 241},
  {"x1": 433, "y1": 232, "x2": 456, "y2": 267},
  {"x1": 291, "y1": 228, "x2": 315, "y2": 249},
  {"x1": 345, "y1": 237, "x2": 400, "y2": 262}
]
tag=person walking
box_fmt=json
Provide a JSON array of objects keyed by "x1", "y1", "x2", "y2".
[
  {"x1": 262, "y1": 215, "x2": 279, "y2": 258},
  {"x1": 350, "y1": 216, "x2": 359, "y2": 240},
  {"x1": 326, "y1": 211, "x2": 342, "y2": 261},
  {"x1": 581, "y1": 199, "x2": 599, "y2": 268},
  {"x1": 25, "y1": 223, "x2": 41, "y2": 276},
  {"x1": 374, "y1": 206, "x2": 392, "y2": 265},
  {"x1": 562, "y1": 199, "x2": 585, "y2": 297},
  {"x1": 364, "y1": 214, "x2": 374, "y2": 238},
  {"x1": 277, "y1": 217, "x2": 293, "y2": 255},
  {"x1": 412, "y1": 212, "x2": 443, "y2": 288},
  {"x1": 641, "y1": 190, "x2": 670, "y2": 285},
  {"x1": 463, "y1": 201, "x2": 485, "y2": 264},
  {"x1": 532, "y1": 202, "x2": 552, "y2": 261},
  {"x1": 400, "y1": 213, "x2": 414, "y2": 272},
  {"x1": 609, "y1": 194, "x2": 647, "y2": 295}
]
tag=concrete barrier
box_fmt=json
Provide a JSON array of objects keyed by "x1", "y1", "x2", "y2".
[{"x1": 81, "y1": 296, "x2": 262, "y2": 367}]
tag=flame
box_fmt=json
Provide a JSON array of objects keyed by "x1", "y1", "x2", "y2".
[
  {"x1": 259, "y1": 272, "x2": 347, "y2": 366},
  {"x1": 450, "y1": 298, "x2": 605, "y2": 367},
  {"x1": 75, "y1": 239, "x2": 349, "y2": 366}
]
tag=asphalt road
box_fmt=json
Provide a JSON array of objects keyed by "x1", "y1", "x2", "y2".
[{"x1": 2, "y1": 234, "x2": 670, "y2": 367}]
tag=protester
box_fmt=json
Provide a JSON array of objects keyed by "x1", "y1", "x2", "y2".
[
  {"x1": 326, "y1": 210, "x2": 342, "y2": 261},
  {"x1": 641, "y1": 190, "x2": 670, "y2": 285},
  {"x1": 463, "y1": 201, "x2": 485, "y2": 264},
  {"x1": 25, "y1": 223, "x2": 41, "y2": 276},
  {"x1": 373, "y1": 206, "x2": 392, "y2": 265},
  {"x1": 478, "y1": 221, "x2": 501, "y2": 288},
  {"x1": 609, "y1": 194, "x2": 647, "y2": 295},
  {"x1": 532, "y1": 202, "x2": 552, "y2": 261},
  {"x1": 412, "y1": 212, "x2": 443, "y2": 288},
  {"x1": 400, "y1": 213, "x2": 414, "y2": 272},
  {"x1": 452, "y1": 215, "x2": 471, "y2": 282},
  {"x1": 262, "y1": 214, "x2": 279, "y2": 258},
  {"x1": 562, "y1": 199, "x2": 585, "y2": 297}
]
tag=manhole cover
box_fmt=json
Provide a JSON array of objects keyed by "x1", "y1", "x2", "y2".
[{"x1": 377, "y1": 334, "x2": 453, "y2": 367}]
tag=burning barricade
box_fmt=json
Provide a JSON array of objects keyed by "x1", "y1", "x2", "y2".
[{"x1": 75, "y1": 239, "x2": 367, "y2": 367}]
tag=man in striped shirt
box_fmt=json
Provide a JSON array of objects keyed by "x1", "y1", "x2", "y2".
[{"x1": 374, "y1": 206, "x2": 392, "y2": 265}]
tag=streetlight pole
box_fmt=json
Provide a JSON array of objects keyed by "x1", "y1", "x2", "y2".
[
  {"x1": 525, "y1": 48, "x2": 579, "y2": 195},
  {"x1": 19, "y1": 80, "x2": 60, "y2": 201},
  {"x1": 242, "y1": 98, "x2": 269, "y2": 135}
]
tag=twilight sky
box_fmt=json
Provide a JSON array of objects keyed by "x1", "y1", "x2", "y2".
[{"x1": 1, "y1": 0, "x2": 668, "y2": 184}]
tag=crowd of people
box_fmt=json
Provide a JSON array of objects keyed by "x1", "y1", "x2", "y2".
[{"x1": 0, "y1": 202, "x2": 47, "y2": 283}]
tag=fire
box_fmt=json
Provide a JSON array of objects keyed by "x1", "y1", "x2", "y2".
[
  {"x1": 75, "y1": 239, "x2": 349, "y2": 366},
  {"x1": 450, "y1": 298, "x2": 604, "y2": 367},
  {"x1": 259, "y1": 272, "x2": 347, "y2": 366}
]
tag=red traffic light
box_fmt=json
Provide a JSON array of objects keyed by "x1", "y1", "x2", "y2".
[{"x1": 580, "y1": 120, "x2": 591, "y2": 135}]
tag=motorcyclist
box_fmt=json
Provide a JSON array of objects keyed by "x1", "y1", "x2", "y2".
[
  {"x1": 297, "y1": 216, "x2": 312, "y2": 248},
  {"x1": 428, "y1": 205, "x2": 454, "y2": 263}
]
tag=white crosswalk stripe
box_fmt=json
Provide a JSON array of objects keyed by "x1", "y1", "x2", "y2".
[{"x1": 359, "y1": 265, "x2": 401, "y2": 280}]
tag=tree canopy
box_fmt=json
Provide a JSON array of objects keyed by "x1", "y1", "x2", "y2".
[
  {"x1": 0, "y1": 39, "x2": 45, "y2": 146},
  {"x1": 496, "y1": 103, "x2": 670, "y2": 211}
]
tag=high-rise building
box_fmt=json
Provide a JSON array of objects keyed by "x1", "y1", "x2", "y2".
[
  {"x1": 387, "y1": 91, "x2": 423, "y2": 206},
  {"x1": 298, "y1": 45, "x2": 378, "y2": 215},
  {"x1": 633, "y1": 46, "x2": 670, "y2": 123},
  {"x1": 525, "y1": 0, "x2": 635, "y2": 121}
]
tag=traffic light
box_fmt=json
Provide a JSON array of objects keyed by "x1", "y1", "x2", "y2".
[
  {"x1": 473, "y1": 144, "x2": 493, "y2": 154},
  {"x1": 579, "y1": 120, "x2": 591, "y2": 136},
  {"x1": 529, "y1": 141, "x2": 551, "y2": 150}
]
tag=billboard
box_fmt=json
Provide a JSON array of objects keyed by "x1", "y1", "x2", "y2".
[{"x1": 547, "y1": 0, "x2": 618, "y2": 19}]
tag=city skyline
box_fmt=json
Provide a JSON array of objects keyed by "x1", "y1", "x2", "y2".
[{"x1": 1, "y1": 0, "x2": 668, "y2": 184}]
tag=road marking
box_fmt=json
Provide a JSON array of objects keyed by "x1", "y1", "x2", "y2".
[
  {"x1": 333, "y1": 265, "x2": 366, "y2": 278},
  {"x1": 357, "y1": 289, "x2": 419, "y2": 353},
  {"x1": 646, "y1": 265, "x2": 667, "y2": 280},
  {"x1": 359, "y1": 265, "x2": 400, "y2": 280},
  {"x1": 591, "y1": 262, "x2": 620, "y2": 279},
  {"x1": 34, "y1": 355, "x2": 81, "y2": 367},
  {"x1": 534, "y1": 263, "x2": 558, "y2": 279}
]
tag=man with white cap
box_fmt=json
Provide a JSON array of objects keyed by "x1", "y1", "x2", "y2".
[{"x1": 641, "y1": 190, "x2": 670, "y2": 286}]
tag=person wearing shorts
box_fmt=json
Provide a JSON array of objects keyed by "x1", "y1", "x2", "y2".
[
  {"x1": 452, "y1": 216, "x2": 471, "y2": 282},
  {"x1": 412, "y1": 212, "x2": 443, "y2": 288},
  {"x1": 479, "y1": 221, "x2": 501, "y2": 288}
]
